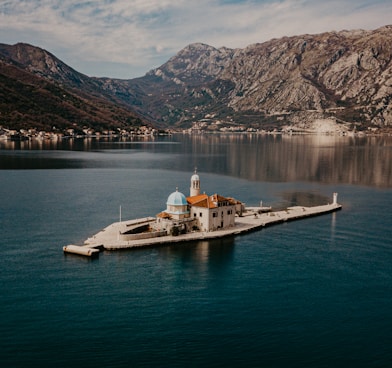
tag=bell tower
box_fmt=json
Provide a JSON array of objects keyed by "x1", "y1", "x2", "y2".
[{"x1": 190, "y1": 168, "x2": 200, "y2": 197}]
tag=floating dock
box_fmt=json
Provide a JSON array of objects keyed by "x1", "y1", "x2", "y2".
[
  {"x1": 63, "y1": 244, "x2": 100, "y2": 257},
  {"x1": 63, "y1": 202, "x2": 342, "y2": 256}
]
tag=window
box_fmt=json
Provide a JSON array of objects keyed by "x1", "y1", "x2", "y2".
[
  {"x1": 199, "y1": 213, "x2": 203, "y2": 217},
  {"x1": 213, "y1": 212, "x2": 217, "y2": 218}
]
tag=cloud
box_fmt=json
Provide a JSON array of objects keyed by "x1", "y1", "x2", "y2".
[{"x1": 0, "y1": 0, "x2": 391, "y2": 78}]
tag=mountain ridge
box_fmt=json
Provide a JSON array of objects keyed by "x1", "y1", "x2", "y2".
[
  {"x1": 0, "y1": 42, "x2": 147, "y2": 133},
  {"x1": 1, "y1": 25, "x2": 392, "y2": 133},
  {"x1": 124, "y1": 25, "x2": 391, "y2": 131}
]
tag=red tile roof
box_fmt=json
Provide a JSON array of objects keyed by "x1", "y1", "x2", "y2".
[
  {"x1": 186, "y1": 193, "x2": 236, "y2": 209},
  {"x1": 156, "y1": 211, "x2": 172, "y2": 219}
]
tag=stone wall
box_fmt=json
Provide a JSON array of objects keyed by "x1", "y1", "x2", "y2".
[{"x1": 119, "y1": 230, "x2": 167, "y2": 241}]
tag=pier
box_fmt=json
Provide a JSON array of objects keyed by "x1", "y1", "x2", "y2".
[{"x1": 64, "y1": 201, "x2": 342, "y2": 256}]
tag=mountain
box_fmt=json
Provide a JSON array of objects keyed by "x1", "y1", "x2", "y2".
[
  {"x1": 106, "y1": 25, "x2": 392, "y2": 132},
  {"x1": 0, "y1": 43, "x2": 146, "y2": 132},
  {"x1": 1, "y1": 25, "x2": 392, "y2": 134}
]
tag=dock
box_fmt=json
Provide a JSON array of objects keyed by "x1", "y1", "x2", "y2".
[{"x1": 63, "y1": 202, "x2": 341, "y2": 256}]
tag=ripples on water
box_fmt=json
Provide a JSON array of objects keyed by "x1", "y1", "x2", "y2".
[{"x1": 1, "y1": 135, "x2": 392, "y2": 367}]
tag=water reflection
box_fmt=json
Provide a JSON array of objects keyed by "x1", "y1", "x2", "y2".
[
  {"x1": 330, "y1": 212, "x2": 337, "y2": 243},
  {"x1": 179, "y1": 134, "x2": 392, "y2": 188},
  {"x1": 156, "y1": 238, "x2": 236, "y2": 281},
  {"x1": 1, "y1": 134, "x2": 392, "y2": 187}
]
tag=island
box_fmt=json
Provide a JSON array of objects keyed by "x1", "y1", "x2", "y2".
[{"x1": 63, "y1": 170, "x2": 342, "y2": 257}]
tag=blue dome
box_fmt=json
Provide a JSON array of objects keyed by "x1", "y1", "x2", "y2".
[{"x1": 167, "y1": 189, "x2": 188, "y2": 206}]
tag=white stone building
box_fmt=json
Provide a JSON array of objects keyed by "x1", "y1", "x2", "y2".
[
  {"x1": 187, "y1": 193, "x2": 236, "y2": 232},
  {"x1": 156, "y1": 170, "x2": 240, "y2": 234}
]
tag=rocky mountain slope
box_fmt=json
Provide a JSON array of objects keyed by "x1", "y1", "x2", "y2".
[
  {"x1": 111, "y1": 25, "x2": 392, "y2": 132},
  {"x1": 1, "y1": 25, "x2": 392, "y2": 133},
  {"x1": 0, "y1": 43, "x2": 145, "y2": 132}
]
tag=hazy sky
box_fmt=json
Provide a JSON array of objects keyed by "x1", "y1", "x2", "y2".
[{"x1": 1, "y1": 0, "x2": 391, "y2": 79}]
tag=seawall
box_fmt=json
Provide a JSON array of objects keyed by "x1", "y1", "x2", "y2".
[{"x1": 63, "y1": 202, "x2": 341, "y2": 254}]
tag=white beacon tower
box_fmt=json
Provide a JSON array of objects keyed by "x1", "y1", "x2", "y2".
[{"x1": 190, "y1": 169, "x2": 200, "y2": 197}]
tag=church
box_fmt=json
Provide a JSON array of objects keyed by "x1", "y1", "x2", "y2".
[{"x1": 156, "y1": 170, "x2": 243, "y2": 235}]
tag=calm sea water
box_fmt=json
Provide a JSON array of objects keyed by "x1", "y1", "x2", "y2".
[{"x1": 1, "y1": 134, "x2": 392, "y2": 368}]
